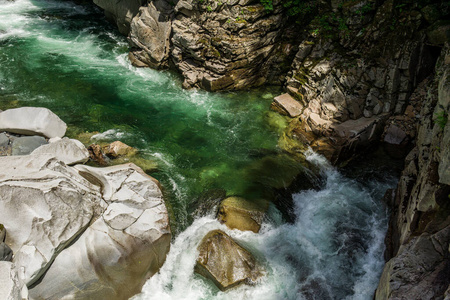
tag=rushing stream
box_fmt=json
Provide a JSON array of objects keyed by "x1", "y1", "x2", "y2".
[{"x1": 0, "y1": 0, "x2": 397, "y2": 299}]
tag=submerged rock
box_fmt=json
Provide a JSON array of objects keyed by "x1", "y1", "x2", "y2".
[
  {"x1": 102, "y1": 140, "x2": 137, "y2": 158},
  {"x1": 31, "y1": 137, "x2": 89, "y2": 165},
  {"x1": 0, "y1": 107, "x2": 66, "y2": 138},
  {"x1": 217, "y1": 197, "x2": 267, "y2": 233},
  {"x1": 195, "y1": 230, "x2": 262, "y2": 291}
]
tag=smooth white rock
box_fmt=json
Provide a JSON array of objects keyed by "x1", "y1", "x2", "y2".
[
  {"x1": 0, "y1": 262, "x2": 28, "y2": 300},
  {"x1": 0, "y1": 107, "x2": 67, "y2": 138},
  {"x1": 0, "y1": 155, "x2": 104, "y2": 286},
  {"x1": 29, "y1": 163, "x2": 171, "y2": 300},
  {"x1": 31, "y1": 137, "x2": 89, "y2": 165}
]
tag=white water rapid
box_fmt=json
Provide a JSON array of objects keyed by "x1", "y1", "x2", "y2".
[{"x1": 134, "y1": 150, "x2": 393, "y2": 300}]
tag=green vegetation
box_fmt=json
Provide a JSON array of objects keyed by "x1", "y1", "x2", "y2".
[{"x1": 434, "y1": 110, "x2": 448, "y2": 130}]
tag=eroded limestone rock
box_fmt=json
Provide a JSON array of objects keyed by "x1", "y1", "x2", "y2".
[
  {"x1": 0, "y1": 155, "x2": 104, "y2": 286},
  {"x1": 0, "y1": 262, "x2": 28, "y2": 300},
  {"x1": 31, "y1": 137, "x2": 89, "y2": 165},
  {"x1": 195, "y1": 230, "x2": 262, "y2": 291},
  {"x1": 29, "y1": 163, "x2": 171, "y2": 300}
]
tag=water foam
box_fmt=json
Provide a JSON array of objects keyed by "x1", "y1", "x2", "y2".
[{"x1": 134, "y1": 152, "x2": 393, "y2": 300}]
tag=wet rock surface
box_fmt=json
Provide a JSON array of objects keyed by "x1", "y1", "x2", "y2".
[
  {"x1": 217, "y1": 196, "x2": 267, "y2": 233},
  {"x1": 195, "y1": 230, "x2": 263, "y2": 291}
]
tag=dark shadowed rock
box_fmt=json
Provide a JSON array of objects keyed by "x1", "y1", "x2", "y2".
[
  {"x1": 11, "y1": 136, "x2": 47, "y2": 156},
  {"x1": 0, "y1": 243, "x2": 12, "y2": 262}
]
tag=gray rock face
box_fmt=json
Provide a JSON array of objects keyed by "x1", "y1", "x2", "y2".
[
  {"x1": 276, "y1": 1, "x2": 444, "y2": 163},
  {"x1": 30, "y1": 137, "x2": 89, "y2": 165},
  {"x1": 0, "y1": 107, "x2": 66, "y2": 138},
  {"x1": 195, "y1": 230, "x2": 262, "y2": 291},
  {"x1": 376, "y1": 43, "x2": 450, "y2": 300},
  {"x1": 11, "y1": 136, "x2": 47, "y2": 156},
  {"x1": 127, "y1": 0, "x2": 294, "y2": 91},
  {"x1": 0, "y1": 262, "x2": 28, "y2": 300},
  {"x1": 376, "y1": 226, "x2": 450, "y2": 300},
  {"x1": 93, "y1": 0, "x2": 146, "y2": 35},
  {"x1": 128, "y1": 0, "x2": 173, "y2": 69}
]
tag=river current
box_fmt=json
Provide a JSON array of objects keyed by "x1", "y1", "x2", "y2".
[{"x1": 0, "y1": 0, "x2": 397, "y2": 299}]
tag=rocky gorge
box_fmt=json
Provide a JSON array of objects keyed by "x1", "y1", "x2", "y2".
[
  {"x1": 0, "y1": 0, "x2": 449, "y2": 298},
  {"x1": 91, "y1": 0, "x2": 450, "y2": 297}
]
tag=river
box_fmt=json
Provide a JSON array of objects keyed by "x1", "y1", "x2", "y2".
[{"x1": 0, "y1": 0, "x2": 397, "y2": 299}]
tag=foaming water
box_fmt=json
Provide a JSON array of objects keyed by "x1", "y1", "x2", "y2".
[{"x1": 134, "y1": 151, "x2": 393, "y2": 300}]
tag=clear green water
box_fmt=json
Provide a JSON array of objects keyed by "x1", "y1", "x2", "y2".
[{"x1": 0, "y1": 0, "x2": 291, "y2": 231}]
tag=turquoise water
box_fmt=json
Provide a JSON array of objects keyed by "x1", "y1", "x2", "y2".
[
  {"x1": 0, "y1": 0, "x2": 290, "y2": 231},
  {"x1": 0, "y1": 0, "x2": 395, "y2": 299}
]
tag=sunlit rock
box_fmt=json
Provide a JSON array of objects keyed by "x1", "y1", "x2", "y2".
[
  {"x1": 0, "y1": 154, "x2": 171, "y2": 299},
  {"x1": 0, "y1": 262, "x2": 28, "y2": 300},
  {"x1": 0, "y1": 107, "x2": 66, "y2": 138},
  {"x1": 29, "y1": 163, "x2": 171, "y2": 300},
  {"x1": 102, "y1": 140, "x2": 137, "y2": 158},
  {"x1": 31, "y1": 137, "x2": 89, "y2": 165},
  {"x1": 195, "y1": 230, "x2": 262, "y2": 291},
  {"x1": 217, "y1": 197, "x2": 267, "y2": 233}
]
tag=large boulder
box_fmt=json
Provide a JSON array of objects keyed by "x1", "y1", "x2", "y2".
[
  {"x1": 195, "y1": 230, "x2": 263, "y2": 291},
  {"x1": 0, "y1": 262, "x2": 28, "y2": 300},
  {"x1": 29, "y1": 163, "x2": 171, "y2": 300},
  {"x1": 31, "y1": 137, "x2": 89, "y2": 165},
  {"x1": 0, "y1": 107, "x2": 66, "y2": 139},
  {"x1": 0, "y1": 155, "x2": 171, "y2": 299},
  {"x1": 0, "y1": 154, "x2": 104, "y2": 286},
  {"x1": 128, "y1": 0, "x2": 173, "y2": 69},
  {"x1": 217, "y1": 197, "x2": 267, "y2": 233}
]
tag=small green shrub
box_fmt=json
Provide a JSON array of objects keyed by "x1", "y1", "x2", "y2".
[{"x1": 434, "y1": 110, "x2": 448, "y2": 130}]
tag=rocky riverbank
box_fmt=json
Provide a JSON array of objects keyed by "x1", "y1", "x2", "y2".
[{"x1": 0, "y1": 107, "x2": 171, "y2": 300}]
